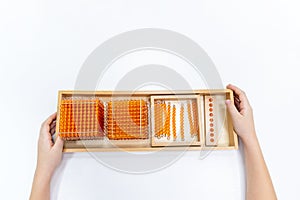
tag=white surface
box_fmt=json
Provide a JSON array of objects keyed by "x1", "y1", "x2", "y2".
[{"x1": 0, "y1": 0, "x2": 299, "y2": 199}]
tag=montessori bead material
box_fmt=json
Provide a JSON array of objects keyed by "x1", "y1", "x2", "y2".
[
  {"x1": 107, "y1": 100, "x2": 148, "y2": 140},
  {"x1": 58, "y1": 99, "x2": 104, "y2": 140}
]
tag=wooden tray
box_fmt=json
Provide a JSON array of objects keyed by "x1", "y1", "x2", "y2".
[{"x1": 55, "y1": 90, "x2": 238, "y2": 152}]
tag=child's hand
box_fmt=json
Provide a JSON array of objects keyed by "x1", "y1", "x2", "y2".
[
  {"x1": 36, "y1": 113, "x2": 64, "y2": 178},
  {"x1": 225, "y1": 84, "x2": 257, "y2": 145}
]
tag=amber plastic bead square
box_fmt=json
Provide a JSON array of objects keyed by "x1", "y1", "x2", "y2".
[
  {"x1": 58, "y1": 99, "x2": 104, "y2": 140},
  {"x1": 107, "y1": 100, "x2": 148, "y2": 140}
]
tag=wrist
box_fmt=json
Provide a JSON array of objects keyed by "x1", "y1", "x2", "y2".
[
  {"x1": 35, "y1": 165, "x2": 54, "y2": 182},
  {"x1": 240, "y1": 132, "x2": 259, "y2": 149},
  {"x1": 240, "y1": 132, "x2": 258, "y2": 146}
]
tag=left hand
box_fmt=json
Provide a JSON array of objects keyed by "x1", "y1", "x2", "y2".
[{"x1": 36, "y1": 113, "x2": 64, "y2": 178}]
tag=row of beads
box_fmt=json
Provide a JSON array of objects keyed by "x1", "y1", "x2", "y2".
[
  {"x1": 187, "y1": 102, "x2": 194, "y2": 137},
  {"x1": 191, "y1": 101, "x2": 199, "y2": 136},
  {"x1": 59, "y1": 132, "x2": 103, "y2": 140},
  {"x1": 172, "y1": 105, "x2": 177, "y2": 141},
  {"x1": 154, "y1": 102, "x2": 173, "y2": 139},
  {"x1": 208, "y1": 97, "x2": 215, "y2": 143},
  {"x1": 166, "y1": 103, "x2": 171, "y2": 139},
  {"x1": 154, "y1": 102, "x2": 164, "y2": 138},
  {"x1": 180, "y1": 104, "x2": 184, "y2": 141}
]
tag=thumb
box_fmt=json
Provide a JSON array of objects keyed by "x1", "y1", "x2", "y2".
[
  {"x1": 53, "y1": 135, "x2": 64, "y2": 152},
  {"x1": 225, "y1": 100, "x2": 239, "y2": 118}
]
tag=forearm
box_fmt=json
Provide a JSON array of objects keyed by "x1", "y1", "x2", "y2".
[
  {"x1": 30, "y1": 113, "x2": 63, "y2": 200},
  {"x1": 29, "y1": 167, "x2": 52, "y2": 200},
  {"x1": 243, "y1": 135, "x2": 277, "y2": 200}
]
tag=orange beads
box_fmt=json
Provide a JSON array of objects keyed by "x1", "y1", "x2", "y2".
[
  {"x1": 191, "y1": 100, "x2": 199, "y2": 137},
  {"x1": 180, "y1": 103, "x2": 184, "y2": 141},
  {"x1": 107, "y1": 100, "x2": 148, "y2": 140},
  {"x1": 154, "y1": 102, "x2": 172, "y2": 140},
  {"x1": 187, "y1": 100, "x2": 199, "y2": 137},
  {"x1": 172, "y1": 105, "x2": 177, "y2": 141},
  {"x1": 206, "y1": 96, "x2": 217, "y2": 146},
  {"x1": 58, "y1": 99, "x2": 104, "y2": 140},
  {"x1": 153, "y1": 100, "x2": 200, "y2": 142},
  {"x1": 154, "y1": 102, "x2": 164, "y2": 138},
  {"x1": 166, "y1": 103, "x2": 171, "y2": 140},
  {"x1": 187, "y1": 101, "x2": 194, "y2": 137},
  {"x1": 208, "y1": 97, "x2": 214, "y2": 142}
]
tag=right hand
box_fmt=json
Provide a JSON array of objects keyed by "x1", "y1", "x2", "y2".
[{"x1": 225, "y1": 84, "x2": 257, "y2": 144}]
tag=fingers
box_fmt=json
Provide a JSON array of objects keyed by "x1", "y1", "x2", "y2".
[
  {"x1": 42, "y1": 112, "x2": 57, "y2": 127},
  {"x1": 226, "y1": 84, "x2": 250, "y2": 111},
  {"x1": 226, "y1": 99, "x2": 240, "y2": 119},
  {"x1": 50, "y1": 120, "x2": 56, "y2": 136},
  {"x1": 40, "y1": 113, "x2": 57, "y2": 139},
  {"x1": 50, "y1": 126, "x2": 56, "y2": 136},
  {"x1": 50, "y1": 120, "x2": 56, "y2": 130},
  {"x1": 53, "y1": 136, "x2": 64, "y2": 152}
]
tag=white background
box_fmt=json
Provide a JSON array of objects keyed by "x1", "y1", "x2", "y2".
[{"x1": 0, "y1": 0, "x2": 299, "y2": 199}]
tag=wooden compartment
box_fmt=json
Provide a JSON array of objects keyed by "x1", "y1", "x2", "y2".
[
  {"x1": 55, "y1": 90, "x2": 238, "y2": 152},
  {"x1": 150, "y1": 95, "x2": 203, "y2": 147},
  {"x1": 204, "y1": 94, "x2": 233, "y2": 147}
]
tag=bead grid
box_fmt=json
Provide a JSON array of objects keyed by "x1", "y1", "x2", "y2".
[
  {"x1": 107, "y1": 100, "x2": 148, "y2": 140},
  {"x1": 59, "y1": 99, "x2": 104, "y2": 140}
]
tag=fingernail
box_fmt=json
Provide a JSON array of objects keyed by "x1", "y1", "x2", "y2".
[{"x1": 225, "y1": 100, "x2": 231, "y2": 104}]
